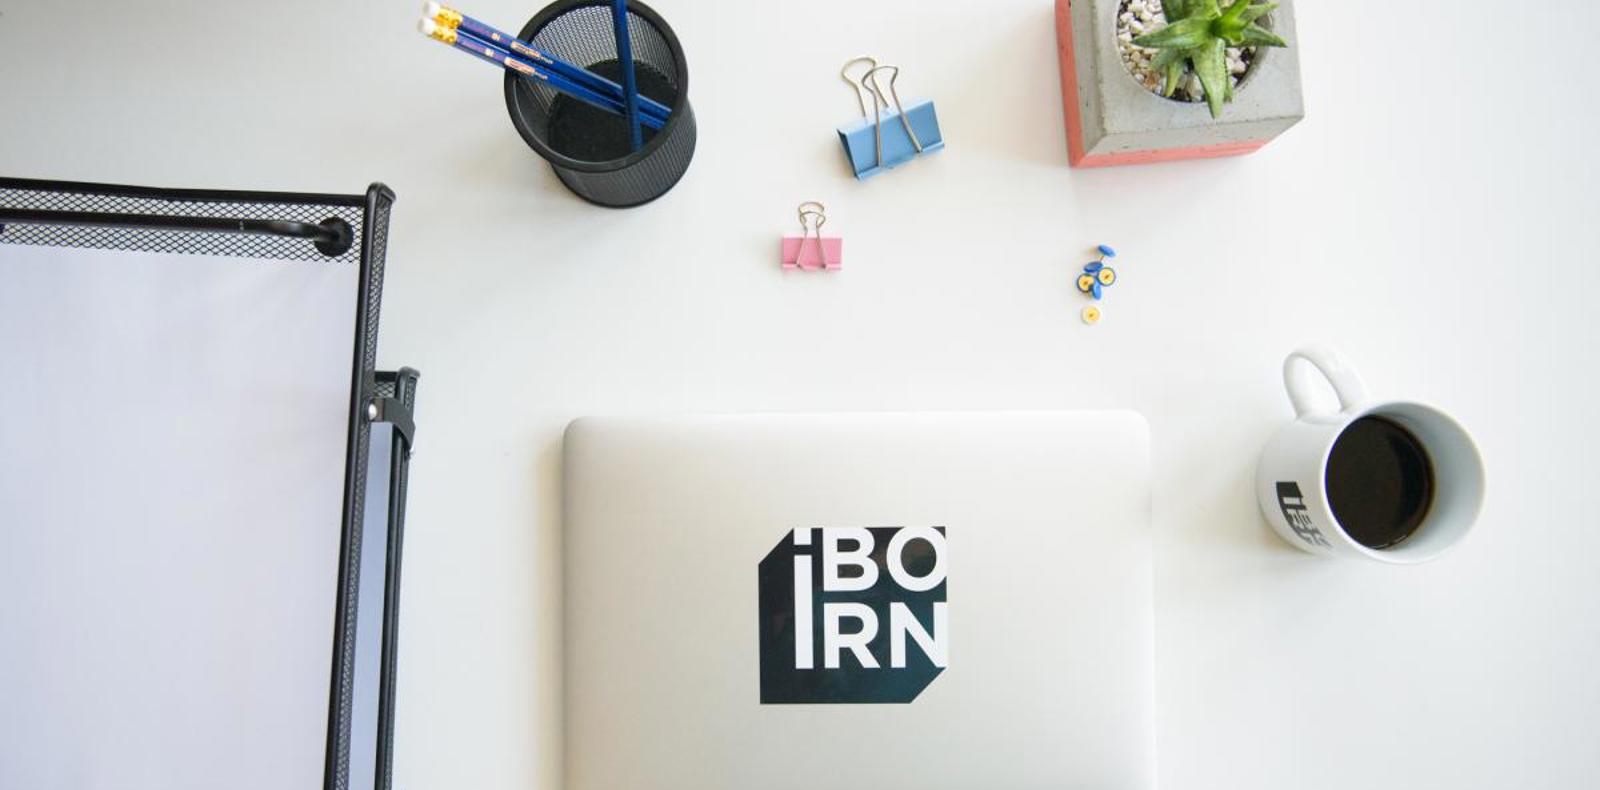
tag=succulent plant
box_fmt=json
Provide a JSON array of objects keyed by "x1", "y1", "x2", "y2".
[{"x1": 1132, "y1": 0, "x2": 1287, "y2": 119}]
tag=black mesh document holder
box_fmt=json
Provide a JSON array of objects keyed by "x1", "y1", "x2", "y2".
[{"x1": 0, "y1": 176, "x2": 419, "y2": 790}]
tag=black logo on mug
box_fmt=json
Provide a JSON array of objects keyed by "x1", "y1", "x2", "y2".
[
  {"x1": 757, "y1": 527, "x2": 948, "y2": 704},
  {"x1": 1276, "y1": 482, "x2": 1330, "y2": 548}
]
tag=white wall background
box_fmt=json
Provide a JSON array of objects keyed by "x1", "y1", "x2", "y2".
[{"x1": 2, "y1": 1, "x2": 1596, "y2": 788}]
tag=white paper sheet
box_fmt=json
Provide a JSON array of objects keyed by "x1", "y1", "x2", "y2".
[{"x1": 0, "y1": 243, "x2": 358, "y2": 790}]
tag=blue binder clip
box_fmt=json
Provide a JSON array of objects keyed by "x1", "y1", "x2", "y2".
[{"x1": 838, "y1": 57, "x2": 944, "y2": 180}]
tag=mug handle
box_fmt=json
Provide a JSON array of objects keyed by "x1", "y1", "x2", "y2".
[{"x1": 1284, "y1": 345, "x2": 1370, "y2": 418}]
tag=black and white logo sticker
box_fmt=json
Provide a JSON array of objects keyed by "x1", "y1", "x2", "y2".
[
  {"x1": 1276, "y1": 482, "x2": 1331, "y2": 548},
  {"x1": 757, "y1": 527, "x2": 948, "y2": 704}
]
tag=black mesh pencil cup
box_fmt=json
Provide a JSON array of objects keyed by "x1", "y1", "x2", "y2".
[{"x1": 505, "y1": 0, "x2": 695, "y2": 208}]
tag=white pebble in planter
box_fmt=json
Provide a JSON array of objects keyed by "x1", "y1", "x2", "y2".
[{"x1": 1054, "y1": 0, "x2": 1304, "y2": 167}]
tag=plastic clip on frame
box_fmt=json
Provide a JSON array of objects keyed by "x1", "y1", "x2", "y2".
[{"x1": 0, "y1": 176, "x2": 420, "y2": 790}]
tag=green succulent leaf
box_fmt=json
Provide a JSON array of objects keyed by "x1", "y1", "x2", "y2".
[
  {"x1": 1146, "y1": 48, "x2": 1186, "y2": 97},
  {"x1": 1127, "y1": 0, "x2": 1287, "y2": 117},
  {"x1": 1213, "y1": 0, "x2": 1256, "y2": 44},
  {"x1": 1218, "y1": 0, "x2": 1253, "y2": 25},
  {"x1": 1164, "y1": 60, "x2": 1187, "y2": 98},
  {"x1": 1240, "y1": 2, "x2": 1278, "y2": 24},
  {"x1": 1132, "y1": 16, "x2": 1212, "y2": 49},
  {"x1": 1161, "y1": 62, "x2": 1186, "y2": 96},
  {"x1": 1150, "y1": 47, "x2": 1184, "y2": 70},
  {"x1": 1239, "y1": 22, "x2": 1288, "y2": 47},
  {"x1": 1191, "y1": 38, "x2": 1230, "y2": 118}
]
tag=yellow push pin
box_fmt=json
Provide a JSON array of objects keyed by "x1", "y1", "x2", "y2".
[
  {"x1": 1097, "y1": 267, "x2": 1116, "y2": 287},
  {"x1": 1077, "y1": 273, "x2": 1096, "y2": 293},
  {"x1": 1081, "y1": 305, "x2": 1102, "y2": 325}
]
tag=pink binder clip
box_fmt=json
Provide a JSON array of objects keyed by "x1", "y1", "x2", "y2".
[{"x1": 782, "y1": 201, "x2": 842, "y2": 271}]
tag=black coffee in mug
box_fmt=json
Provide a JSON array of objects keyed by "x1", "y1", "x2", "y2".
[{"x1": 1324, "y1": 416, "x2": 1435, "y2": 550}]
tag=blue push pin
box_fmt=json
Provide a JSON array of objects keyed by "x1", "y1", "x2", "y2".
[{"x1": 1076, "y1": 244, "x2": 1118, "y2": 301}]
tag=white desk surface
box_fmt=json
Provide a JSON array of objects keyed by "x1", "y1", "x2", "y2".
[{"x1": 3, "y1": 1, "x2": 1596, "y2": 788}]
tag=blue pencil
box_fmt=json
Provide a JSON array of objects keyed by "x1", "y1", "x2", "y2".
[
  {"x1": 420, "y1": 19, "x2": 664, "y2": 131},
  {"x1": 610, "y1": 0, "x2": 643, "y2": 151},
  {"x1": 424, "y1": 2, "x2": 671, "y2": 124}
]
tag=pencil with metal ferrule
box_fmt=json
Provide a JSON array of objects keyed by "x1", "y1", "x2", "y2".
[
  {"x1": 453, "y1": 26, "x2": 663, "y2": 130},
  {"x1": 610, "y1": 0, "x2": 643, "y2": 151},
  {"x1": 423, "y1": 1, "x2": 671, "y2": 124},
  {"x1": 418, "y1": 19, "x2": 665, "y2": 131}
]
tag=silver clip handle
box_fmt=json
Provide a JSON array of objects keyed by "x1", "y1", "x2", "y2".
[{"x1": 864, "y1": 63, "x2": 923, "y2": 155}]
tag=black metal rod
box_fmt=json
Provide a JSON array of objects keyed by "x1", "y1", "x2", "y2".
[
  {"x1": 0, "y1": 207, "x2": 354, "y2": 256},
  {"x1": 374, "y1": 368, "x2": 417, "y2": 790}
]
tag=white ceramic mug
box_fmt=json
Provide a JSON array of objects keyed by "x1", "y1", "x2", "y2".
[{"x1": 1256, "y1": 345, "x2": 1485, "y2": 564}]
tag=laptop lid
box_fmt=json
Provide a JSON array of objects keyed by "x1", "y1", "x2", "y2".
[{"x1": 562, "y1": 412, "x2": 1152, "y2": 790}]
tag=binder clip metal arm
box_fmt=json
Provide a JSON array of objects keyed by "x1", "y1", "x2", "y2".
[
  {"x1": 841, "y1": 56, "x2": 887, "y2": 170},
  {"x1": 866, "y1": 64, "x2": 924, "y2": 158}
]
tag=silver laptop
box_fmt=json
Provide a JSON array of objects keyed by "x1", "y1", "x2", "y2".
[{"x1": 562, "y1": 412, "x2": 1153, "y2": 790}]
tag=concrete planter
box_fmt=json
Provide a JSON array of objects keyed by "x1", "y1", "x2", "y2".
[{"x1": 1055, "y1": 0, "x2": 1305, "y2": 167}]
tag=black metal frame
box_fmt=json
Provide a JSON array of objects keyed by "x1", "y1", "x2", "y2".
[
  {"x1": 0, "y1": 206, "x2": 356, "y2": 256},
  {"x1": 0, "y1": 176, "x2": 417, "y2": 790},
  {"x1": 371, "y1": 369, "x2": 419, "y2": 790}
]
